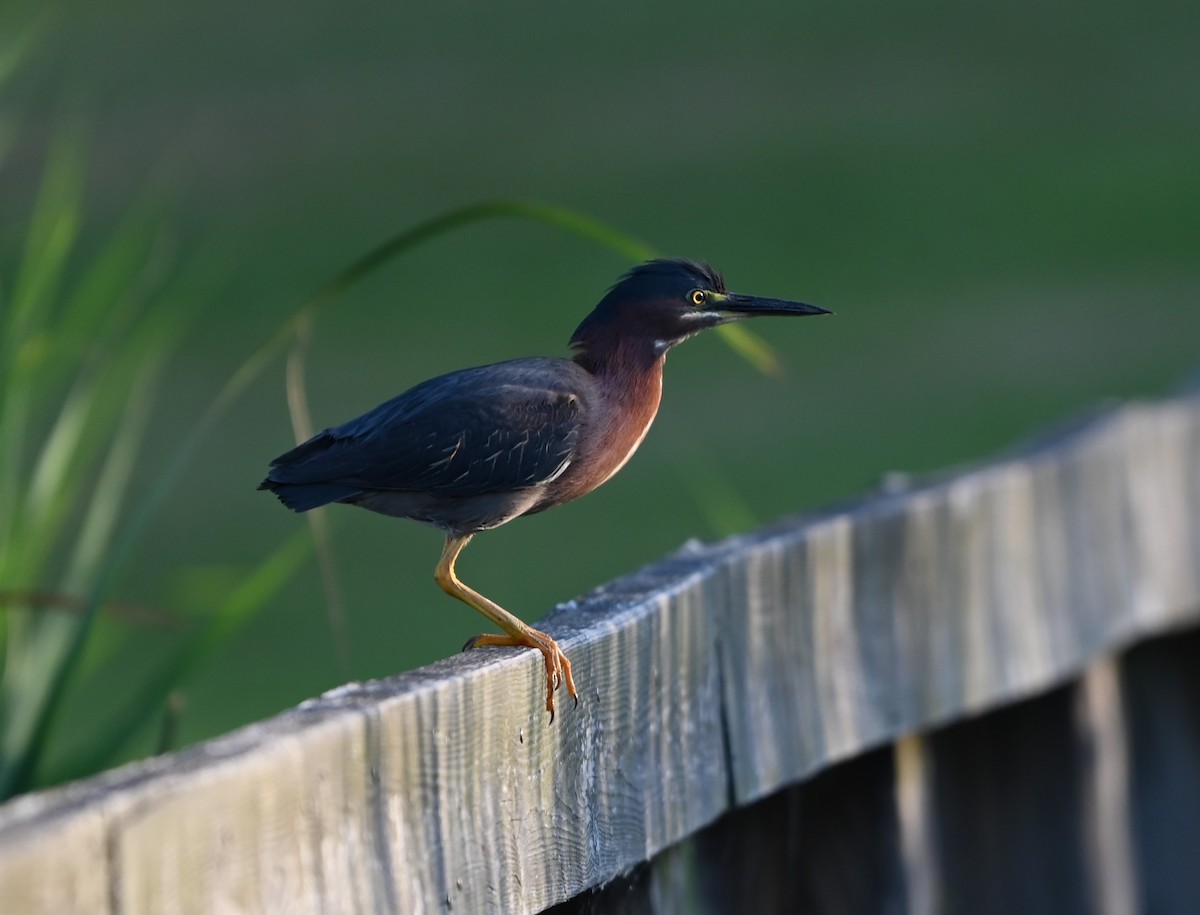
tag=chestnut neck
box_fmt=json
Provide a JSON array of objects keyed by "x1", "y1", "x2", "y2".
[{"x1": 571, "y1": 325, "x2": 665, "y2": 385}]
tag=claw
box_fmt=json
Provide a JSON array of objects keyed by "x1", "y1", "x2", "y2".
[{"x1": 464, "y1": 626, "x2": 577, "y2": 721}]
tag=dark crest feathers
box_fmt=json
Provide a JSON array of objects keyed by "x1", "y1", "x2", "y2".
[{"x1": 608, "y1": 258, "x2": 726, "y2": 296}]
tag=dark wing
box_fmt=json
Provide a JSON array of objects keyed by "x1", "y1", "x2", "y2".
[{"x1": 262, "y1": 359, "x2": 587, "y2": 503}]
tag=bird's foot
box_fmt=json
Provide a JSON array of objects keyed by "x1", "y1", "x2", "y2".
[{"x1": 464, "y1": 628, "x2": 578, "y2": 722}]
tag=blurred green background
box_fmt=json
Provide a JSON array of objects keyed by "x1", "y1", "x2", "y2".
[{"x1": 3, "y1": 0, "x2": 1198, "y2": 776}]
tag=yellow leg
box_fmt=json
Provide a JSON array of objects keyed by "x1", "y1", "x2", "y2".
[{"x1": 435, "y1": 533, "x2": 578, "y2": 721}]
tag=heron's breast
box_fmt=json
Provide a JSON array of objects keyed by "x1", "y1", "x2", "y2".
[{"x1": 547, "y1": 363, "x2": 664, "y2": 506}]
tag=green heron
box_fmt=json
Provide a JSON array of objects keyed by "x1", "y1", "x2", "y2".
[{"x1": 260, "y1": 259, "x2": 830, "y2": 719}]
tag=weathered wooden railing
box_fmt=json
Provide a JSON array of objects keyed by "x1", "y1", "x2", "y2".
[{"x1": 2, "y1": 384, "x2": 1199, "y2": 914}]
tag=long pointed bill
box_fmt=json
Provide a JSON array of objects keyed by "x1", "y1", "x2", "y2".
[{"x1": 718, "y1": 292, "x2": 833, "y2": 318}]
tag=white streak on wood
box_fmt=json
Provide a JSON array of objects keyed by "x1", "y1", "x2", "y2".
[
  {"x1": 895, "y1": 735, "x2": 939, "y2": 915},
  {"x1": 1076, "y1": 659, "x2": 1138, "y2": 915}
]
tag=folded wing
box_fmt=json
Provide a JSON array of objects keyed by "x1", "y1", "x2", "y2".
[{"x1": 260, "y1": 359, "x2": 587, "y2": 511}]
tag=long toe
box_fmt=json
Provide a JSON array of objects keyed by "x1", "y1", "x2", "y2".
[
  {"x1": 463, "y1": 628, "x2": 577, "y2": 720},
  {"x1": 529, "y1": 629, "x2": 576, "y2": 720}
]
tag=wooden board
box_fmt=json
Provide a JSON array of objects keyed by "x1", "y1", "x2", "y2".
[{"x1": 1, "y1": 389, "x2": 1198, "y2": 914}]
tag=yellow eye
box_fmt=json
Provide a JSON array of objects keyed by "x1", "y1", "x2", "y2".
[{"x1": 690, "y1": 289, "x2": 706, "y2": 306}]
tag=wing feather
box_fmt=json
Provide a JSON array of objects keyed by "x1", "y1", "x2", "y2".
[{"x1": 264, "y1": 359, "x2": 587, "y2": 498}]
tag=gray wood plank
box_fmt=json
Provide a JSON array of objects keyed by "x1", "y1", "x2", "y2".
[
  {"x1": 715, "y1": 396, "x2": 1200, "y2": 804},
  {"x1": 1122, "y1": 627, "x2": 1200, "y2": 914},
  {"x1": 926, "y1": 682, "x2": 1093, "y2": 915},
  {"x1": 1, "y1": 389, "x2": 1198, "y2": 914},
  {"x1": 0, "y1": 800, "x2": 112, "y2": 914}
]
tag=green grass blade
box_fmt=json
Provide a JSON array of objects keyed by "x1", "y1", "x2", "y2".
[
  {"x1": 0, "y1": 10, "x2": 44, "y2": 94},
  {"x1": 44, "y1": 529, "x2": 313, "y2": 785},
  {"x1": 3, "y1": 139, "x2": 83, "y2": 361},
  {"x1": 66, "y1": 351, "x2": 168, "y2": 589}
]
